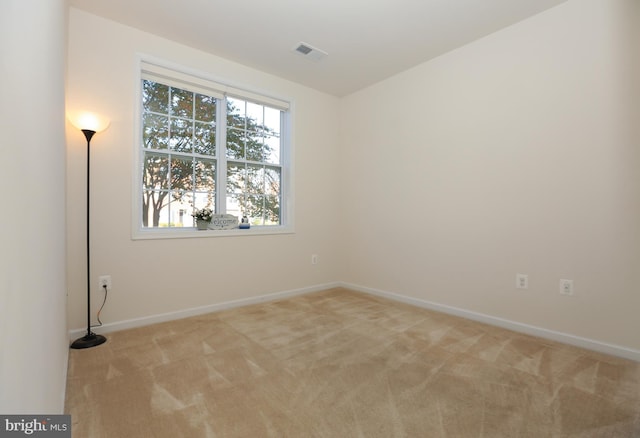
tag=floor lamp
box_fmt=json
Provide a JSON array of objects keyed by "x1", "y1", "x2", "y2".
[{"x1": 69, "y1": 112, "x2": 110, "y2": 349}]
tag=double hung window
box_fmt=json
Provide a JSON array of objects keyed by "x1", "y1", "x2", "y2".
[{"x1": 138, "y1": 62, "x2": 290, "y2": 234}]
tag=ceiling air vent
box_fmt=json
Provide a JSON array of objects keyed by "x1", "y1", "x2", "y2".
[{"x1": 293, "y1": 42, "x2": 328, "y2": 61}]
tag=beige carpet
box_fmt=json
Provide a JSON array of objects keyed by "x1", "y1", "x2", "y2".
[{"x1": 65, "y1": 288, "x2": 640, "y2": 437}]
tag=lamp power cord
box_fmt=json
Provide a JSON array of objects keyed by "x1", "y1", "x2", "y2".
[{"x1": 91, "y1": 284, "x2": 108, "y2": 329}]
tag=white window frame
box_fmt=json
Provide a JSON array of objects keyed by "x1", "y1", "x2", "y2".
[{"x1": 132, "y1": 56, "x2": 294, "y2": 240}]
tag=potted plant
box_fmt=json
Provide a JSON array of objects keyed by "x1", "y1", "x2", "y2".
[{"x1": 192, "y1": 207, "x2": 213, "y2": 230}]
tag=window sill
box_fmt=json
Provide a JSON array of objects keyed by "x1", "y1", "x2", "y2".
[{"x1": 132, "y1": 225, "x2": 294, "y2": 240}]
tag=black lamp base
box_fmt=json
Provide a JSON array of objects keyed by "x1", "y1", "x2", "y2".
[{"x1": 70, "y1": 332, "x2": 107, "y2": 349}]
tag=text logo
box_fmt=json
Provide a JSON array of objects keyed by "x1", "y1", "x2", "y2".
[{"x1": 0, "y1": 416, "x2": 70, "y2": 437}]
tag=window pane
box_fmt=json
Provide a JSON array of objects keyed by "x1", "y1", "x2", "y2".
[
  {"x1": 195, "y1": 93, "x2": 215, "y2": 122},
  {"x1": 246, "y1": 195, "x2": 265, "y2": 225},
  {"x1": 193, "y1": 191, "x2": 215, "y2": 212},
  {"x1": 142, "y1": 189, "x2": 169, "y2": 228},
  {"x1": 170, "y1": 156, "x2": 194, "y2": 192},
  {"x1": 194, "y1": 122, "x2": 215, "y2": 155},
  {"x1": 170, "y1": 189, "x2": 191, "y2": 213},
  {"x1": 168, "y1": 191, "x2": 193, "y2": 227},
  {"x1": 264, "y1": 107, "x2": 281, "y2": 135},
  {"x1": 171, "y1": 87, "x2": 193, "y2": 118},
  {"x1": 264, "y1": 135, "x2": 280, "y2": 164},
  {"x1": 265, "y1": 166, "x2": 280, "y2": 196},
  {"x1": 244, "y1": 195, "x2": 280, "y2": 226},
  {"x1": 226, "y1": 128, "x2": 245, "y2": 159},
  {"x1": 264, "y1": 195, "x2": 280, "y2": 225},
  {"x1": 227, "y1": 97, "x2": 245, "y2": 129},
  {"x1": 170, "y1": 118, "x2": 192, "y2": 152},
  {"x1": 225, "y1": 193, "x2": 243, "y2": 218},
  {"x1": 143, "y1": 153, "x2": 169, "y2": 189},
  {"x1": 143, "y1": 113, "x2": 169, "y2": 150},
  {"x1": 246, "y1": 164, "x2": 264, "y2": 195},
  {"x1": 156, "y1": 202, "x2": 170, "y2": 227},
  {"x1": 142, "y1": 80, "x2": 169, "y2": 114},
  {"x1": 195, "y1": 159, "x2": 215, "y2": 191},
  {"x1": 246, "y1": 101, "x2": 263, "y2": 128},
  {"x1": 227, "y1": 163, "x2": 245, "y2": 193},
  {"x1": 244, "y1": 132, "x2": 265, "y2": 162}
]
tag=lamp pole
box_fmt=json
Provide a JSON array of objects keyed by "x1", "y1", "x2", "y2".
[{"x1": 70, "y1": 128, "x2": 107, "y2": 349}]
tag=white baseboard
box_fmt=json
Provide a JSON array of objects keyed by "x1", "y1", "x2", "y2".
[
  {"x1": 340, "y1": 282, "x2": 640, "y2": 362},
  {"x1": 68, "y1": 282, "x2": 341, "y2": 341},
  {"x1": 69, "y1": 280, "x2": 639, "y2": 362}
]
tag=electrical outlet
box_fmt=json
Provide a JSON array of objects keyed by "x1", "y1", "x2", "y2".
[
  {"x1": 516, "y1": 273, "x2": 528, "y2": 290},
  {"x1": 98, "y1": 275, "x2": 112, "y2": 291},
  {"x1": 311, "y1": 254, "x2": 318, "y2": 265},
  {"x1": 560, "y1": 279, "x2": 574, "y2": 295}
]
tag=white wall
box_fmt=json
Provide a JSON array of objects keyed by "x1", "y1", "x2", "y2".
[
  {"x1": 340, "y1": 0, "x2": 640, "y2": 351},
  {"x1": 66, "y1": 0, "x2": 639, "y2": 358},
  {"x1": 66, "y1": 9, "x2": 342, "y2": 331},
  {"x1": 0, "y1": 0, "x2": 69, "y2": 413}
]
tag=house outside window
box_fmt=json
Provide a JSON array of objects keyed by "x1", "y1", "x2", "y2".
[{"x1": 135, "y1": 61, "x2": 291, "y2": 237}]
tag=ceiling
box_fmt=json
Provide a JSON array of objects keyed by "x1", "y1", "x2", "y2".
[{"x1": 69, "y1": 0, "x2": 568, "y2": 97}]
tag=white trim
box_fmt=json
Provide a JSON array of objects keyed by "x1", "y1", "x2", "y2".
[
  {"x1": 68, "y1": 281, "x2": 640, "y2": 362},
  {"x1": 131, "y1": 225, "x2": 294, "y2": 240},
  {"x1": 340, "y1": 282, "x2": 640, "y2": 362},
  {"x1": 67, "y1": 282, "x2": 340, "y2": 339},
  {"x1": 281, "y1": 100, "x2": 294, "y2": 230},
  {"x1": 132, "y1": 54, "x2": 144, "y2": 240}
]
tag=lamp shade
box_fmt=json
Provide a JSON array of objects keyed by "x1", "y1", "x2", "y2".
[{"x1": 68, "y1": 111, "x2": 110, "y2": 133}]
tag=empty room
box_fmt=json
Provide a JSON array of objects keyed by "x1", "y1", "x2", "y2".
[{"x1": 1, "y1": 0, "x2": 639, "y2": 436}]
